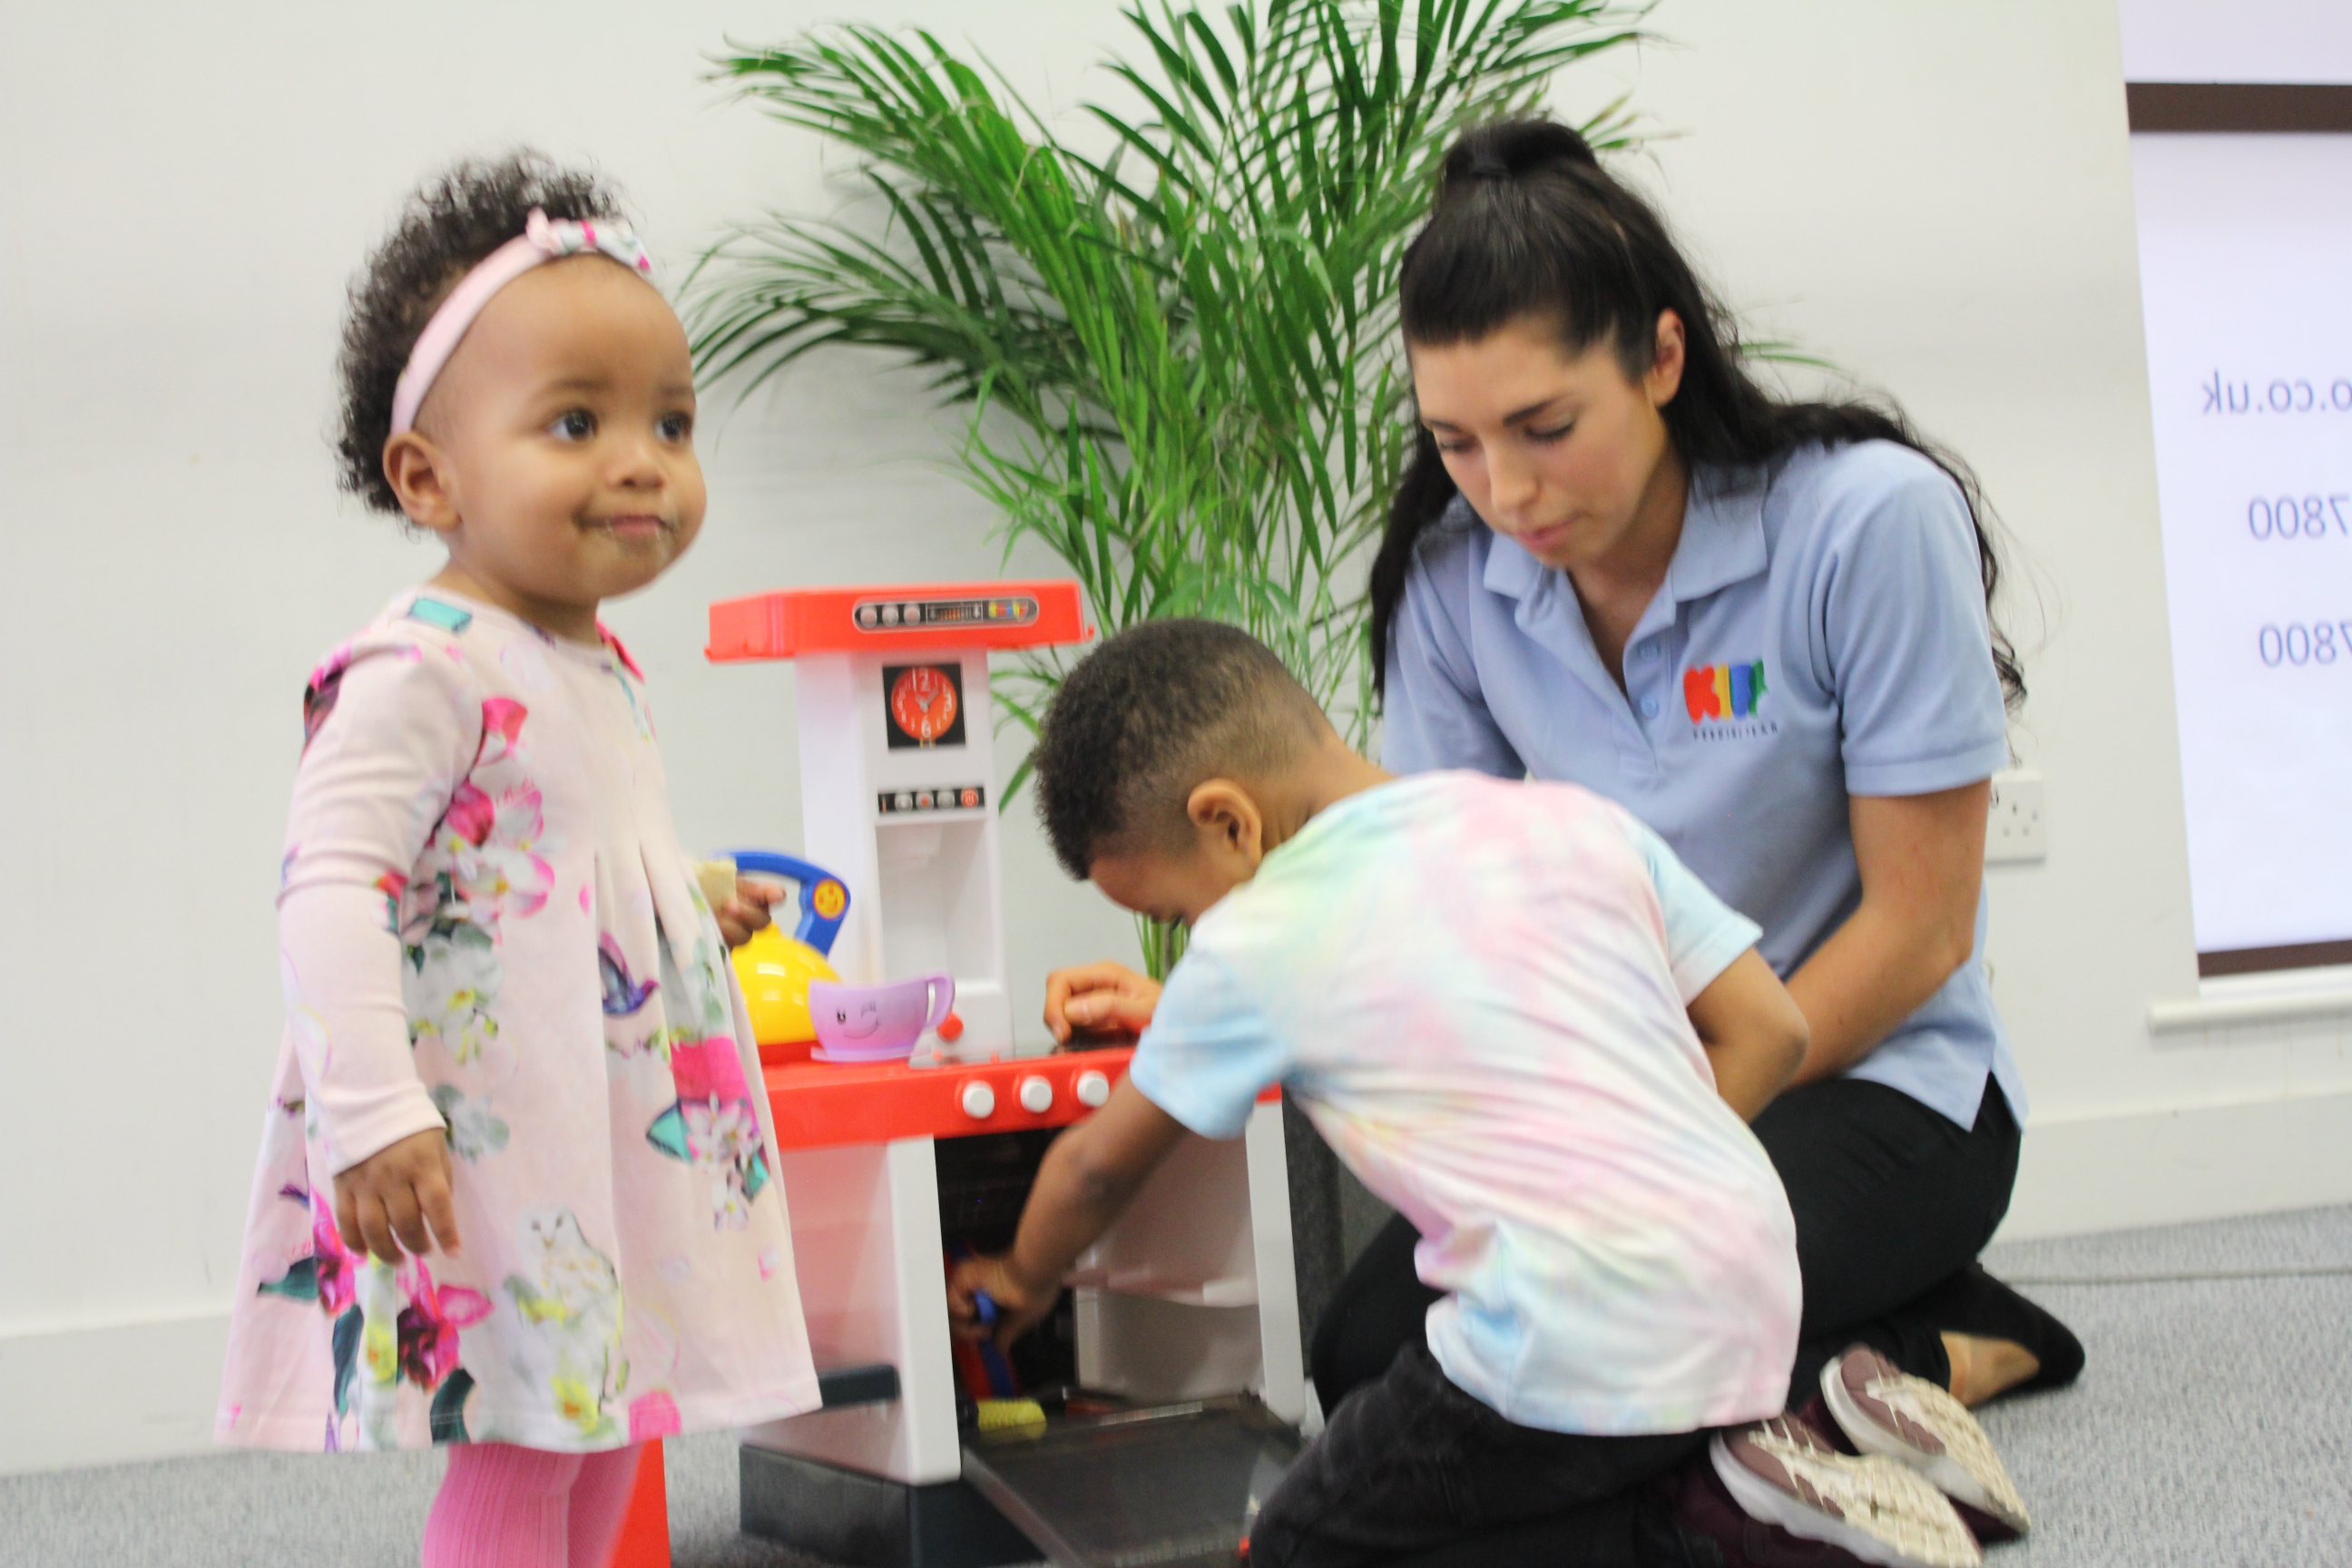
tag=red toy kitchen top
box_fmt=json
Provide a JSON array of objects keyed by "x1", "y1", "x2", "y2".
[
  {"x1": 764, "y1": 1047, "x2": 1134, "y2": 1149},
  {"x1": 762, "y1": 1046, "x2": 1280, "y2": 1150},
  {"x1": 708, "y1": 580, "x2": 1093, "y2": 662}
]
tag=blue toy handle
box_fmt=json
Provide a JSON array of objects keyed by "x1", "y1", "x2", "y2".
[
  {"x1": 971, "y1": 1290, "x2": 1018, "y2": 1398},
  {"x1": 724, "y1": 849, "x2": 851, "y2": 958}
]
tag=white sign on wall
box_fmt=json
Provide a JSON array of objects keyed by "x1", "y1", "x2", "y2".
[
  {"x1": 2119, "y1": 0, "x2": 2352, "y2": 86},
  {"x1": 2131, "y1": 132, "x2": 2352, "y2": 968}
]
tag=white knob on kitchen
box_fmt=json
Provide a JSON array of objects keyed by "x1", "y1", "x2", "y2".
[
  {"x1": 960, "y1": 1080, "x2": 996, "y2": 1120},
  {"x1": 1018, "y1": 1075, "x2": 1054, "y2": 1114},
  {"x1": 1074, "y1": 1070, "x2": 1112, "y2": 1109}
]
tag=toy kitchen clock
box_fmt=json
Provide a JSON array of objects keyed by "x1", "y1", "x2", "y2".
[
  {"x1": 886, "y1": 662, "x2": 965, "y2": 750},
  {"x1": 706, "y1": 582, "x2": 1091, "y2": 1058}
]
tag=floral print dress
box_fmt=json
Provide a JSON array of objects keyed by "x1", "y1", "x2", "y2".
[{"x1": 218, "y1": 589, "x2": 819, "y2": 1454}]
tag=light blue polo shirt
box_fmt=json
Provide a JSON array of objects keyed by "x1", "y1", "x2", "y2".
[{"x1": 1381, "y1": 440, "x2": 2025, "y2": 1129}]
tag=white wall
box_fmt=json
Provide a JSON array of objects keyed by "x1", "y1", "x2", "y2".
[{"x1": 3, "y1": 0, "x2": 2346, "y2": 1474}]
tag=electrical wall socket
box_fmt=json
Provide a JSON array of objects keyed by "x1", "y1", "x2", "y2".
[{"x1": 1986, "y1": 768, "x2": 2045, "y2": 864}]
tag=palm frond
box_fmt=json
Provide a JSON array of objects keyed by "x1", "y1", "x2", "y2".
[{"x1": 695, "y1": 2, "x2": 1649, "y2": 971}]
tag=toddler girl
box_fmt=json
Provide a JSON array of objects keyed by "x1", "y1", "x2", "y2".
[{"x1": 216, "y1": 154, "x2": 819, "y2": 1567}]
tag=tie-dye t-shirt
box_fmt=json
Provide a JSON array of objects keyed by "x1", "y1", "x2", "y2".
[{"x1": 1128, "y1": 771, "x2": 1799, "y2": 1436}]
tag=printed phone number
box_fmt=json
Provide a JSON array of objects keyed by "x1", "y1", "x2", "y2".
[
  {"x1": 2258, "y1": 622, "x2": 2352, "y2": 667},
  {"x1": 2247, "y1": 495, "x2": 2352, "y2": 539}
]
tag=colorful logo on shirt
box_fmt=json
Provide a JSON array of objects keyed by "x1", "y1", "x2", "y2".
[{"x1": 1684, "y1": 661, "x2": 1768, "y2": 722}]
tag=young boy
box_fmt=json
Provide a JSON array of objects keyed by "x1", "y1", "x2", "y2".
[{"x1": 950, "y1": 621, "x2": 1987, "y2": 1568}]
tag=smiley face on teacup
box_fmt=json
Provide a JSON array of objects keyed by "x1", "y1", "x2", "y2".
[
  {"x1": 808, "y1": 974, "x2": 955, "y2": 1062},
  {"x1": 830, "y1": 998, "x2": 883, "y2": 1039}
]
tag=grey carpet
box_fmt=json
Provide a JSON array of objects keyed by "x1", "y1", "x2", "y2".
[
  {"x1": 6, "y1": 1205, "x2": 2348, "y2": 1567},
  {"x1": 1969, "y1": 1207, "x2": 2352, "y2": 1567}
]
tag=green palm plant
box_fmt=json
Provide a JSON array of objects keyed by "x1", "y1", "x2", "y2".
[{"x1": 691, "y1": 0, "x2": 1642, "y2": 974}]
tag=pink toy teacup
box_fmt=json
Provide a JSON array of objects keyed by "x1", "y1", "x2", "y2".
[{"x1": 808, "y1": 974, "x2": 955, "y2": 1063}]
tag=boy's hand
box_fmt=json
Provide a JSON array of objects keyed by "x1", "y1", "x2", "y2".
[
  {"x1": 717, "y1": 878, "x2": 785, "y2": 949},
  {"x1": 946, "y1": 1080, "x2": 1190, "y2": 1353},
  {"x1": 947, "y1": 1253, "x2": 1059, "y2": 1349},
  {"x1": 1044, "y1": 961, "x2": 1162, "y2": 1045},
  {"x1": 332, "y1": 1128, "x2": 461, "y2": 1265},
  {"x1": 1688, "y1": 948, "x2": 1810, "y2": 1122}
]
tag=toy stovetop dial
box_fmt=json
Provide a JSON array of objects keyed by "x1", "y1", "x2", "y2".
[{"x1": 885, "y1": 662, "x2": 965, "y2": 749}]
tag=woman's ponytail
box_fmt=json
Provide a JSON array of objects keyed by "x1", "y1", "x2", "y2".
[{"x1": 1440, "y1": 120, "x2": 1599, "y2": 188}]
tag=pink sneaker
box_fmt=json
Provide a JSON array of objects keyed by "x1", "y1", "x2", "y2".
[
  {"x1": 1708, "y1": 1418, "x2": 1982, "y2": 1568},
  {"x1": 1667, "y1": 1446, "x2": 1913, "y2": 1568},
  {"x1": 1818, "y1": 1346, "x2": 2031, "y2": 1543}
]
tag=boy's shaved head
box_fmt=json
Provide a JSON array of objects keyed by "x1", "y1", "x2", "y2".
[{"x1": 1033, "y1": 620, "x2": 1331, "y2": 877}]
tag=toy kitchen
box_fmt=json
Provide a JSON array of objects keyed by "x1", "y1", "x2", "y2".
[{"x1": 706, "y1": 580, "x2": 1305, "y2": 1568}]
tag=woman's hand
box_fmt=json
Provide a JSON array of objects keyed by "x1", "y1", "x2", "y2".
[
  {"x1": 717, "y1": 878, "x2": 785, "y2": 949},
  {"x1": 332, "y1": 1128, "x2": 461, "y2": 1265},
  {"x1": 1044, "y1": 961, "x2": 1162, "y2": 1045},
  {"x1": 946, "y1": 1253, "x2": 1061, "y2": 1350}
]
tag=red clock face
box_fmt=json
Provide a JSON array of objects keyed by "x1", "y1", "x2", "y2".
[{"x1": 886, "y1": 663, "x2": 965, "y2": 748}]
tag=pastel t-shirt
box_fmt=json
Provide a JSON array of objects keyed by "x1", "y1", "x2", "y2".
[{"x1": 1128, "y1": 771, "x2": 1799, "y2": 1436}]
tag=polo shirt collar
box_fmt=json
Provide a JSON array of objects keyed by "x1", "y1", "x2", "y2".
[
  {"x1": 1667, "y1": 470, "x2": 1769, "y2": 603},
  {"x1": 1479, "y1": 527, "x2": 1547, "y2": 602},
  {"x1": 1470, "y1": 468, "x2": 1769, "y2": 605}
]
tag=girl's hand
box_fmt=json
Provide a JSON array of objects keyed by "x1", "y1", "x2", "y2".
[
  {"x1": 332, "y1": 1128, "x2": 461, "y2": 1265},
  {"x1": 718, "y1": 878, "x2": 785, "y2": 949},
  {"x1": 946, "y1": 1252, "x2": 1059, "y2": 1350},
  {"x1": 1043, "y1": 961, "x2": 1162, "y2": 1046}
]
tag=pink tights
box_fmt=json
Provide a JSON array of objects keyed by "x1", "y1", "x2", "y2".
[{"x1": 420, "y1": 1441, "x2": 645, "y2": 1568}]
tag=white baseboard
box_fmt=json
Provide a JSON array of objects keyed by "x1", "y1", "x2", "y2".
[
  {"x1": 0, "y1": 1310, "x2": 229, "y2": 1477},
  {"x1": 2000, "y1": 1086, "x2": 2352, "y2": 1240},
  {"x1": 7, "y1": 1088, "x2": 2350, "y2": 1475}
]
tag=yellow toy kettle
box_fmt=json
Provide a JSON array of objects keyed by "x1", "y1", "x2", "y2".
[{"x1": 722, "y1": 851, "x2": 853, "y2": 1060}]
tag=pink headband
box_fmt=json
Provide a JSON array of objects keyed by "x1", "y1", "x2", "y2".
[{"x1": 388, "y1": 208, "x2": 657, "y2": 436}]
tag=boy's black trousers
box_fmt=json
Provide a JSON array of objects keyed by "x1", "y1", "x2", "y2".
[{"x1": 1250, "y1": 1340, "x2": 1721, "y2": 1568}]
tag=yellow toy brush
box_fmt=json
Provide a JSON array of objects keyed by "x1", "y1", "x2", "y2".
[{"x1": 971, "y1": 1289, "x2": 1047, "y2": 1434}]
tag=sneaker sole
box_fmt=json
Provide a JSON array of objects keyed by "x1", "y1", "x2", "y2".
[
  {"x1": 1822, "y1": 1349, "x2": 2032, "y2": 1537},
  {"x1": 1710, "y1": 1429, "x2": 1983, "y2": 1568}
]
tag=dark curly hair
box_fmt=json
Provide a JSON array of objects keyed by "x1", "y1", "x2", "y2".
[
  {"x1": 1033, "y1": 620, "x2": 1330, "y2": 878},
  {"x1": 336, "y1": 151, "x2": 628, "y2": 514},
  {"x1": 1370, "y1": 119, "x2": 2024, "y2": 710}
]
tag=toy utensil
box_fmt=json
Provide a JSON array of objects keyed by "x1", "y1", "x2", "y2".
[
  {"x1": 694, "y1": 857, "x2": 740, "y2": 911},
  {"x1": 970, "y1": 1290, "x2": 1017, "y2": 1397},
  {"x1": 969, "y1": 1289, "x2": 1046, "y2": 1433}
]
